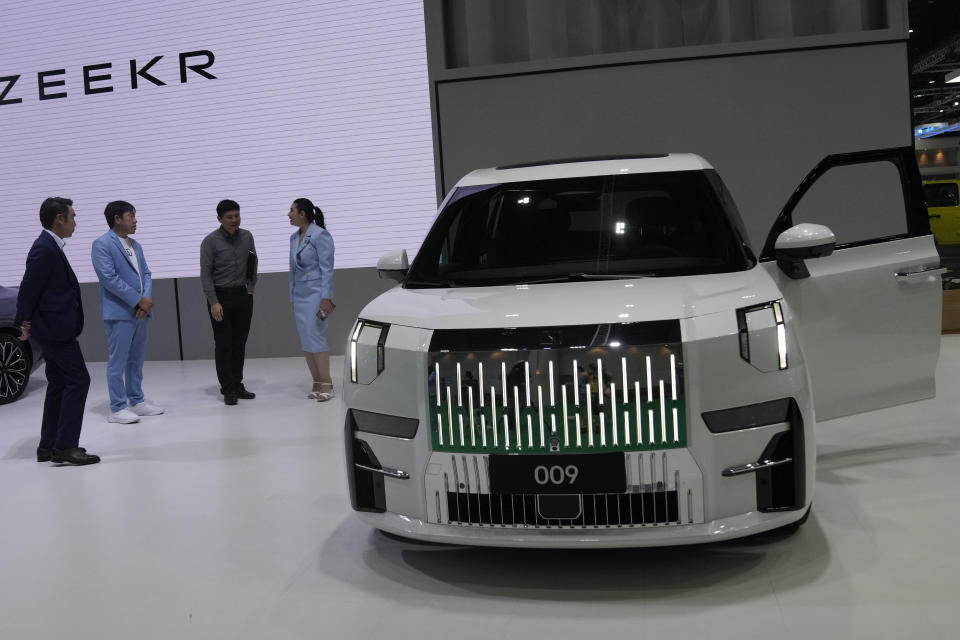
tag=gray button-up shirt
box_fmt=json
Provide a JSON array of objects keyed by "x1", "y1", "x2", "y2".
[{"x1": 200, "y1": 227, "x2": 258, "y2": 305}]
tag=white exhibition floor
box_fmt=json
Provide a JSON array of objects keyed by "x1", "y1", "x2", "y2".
[{"x1": 1, "y1": 343, "x2": 960, "y2": 640}]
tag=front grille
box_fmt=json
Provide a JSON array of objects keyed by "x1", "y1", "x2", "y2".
[
  {"x1": 427, "y1": 321, "x2": 686, "y2": 454},
  {"x1": 424, "y1": 450, "x2": 705, "y2": 528},
  {"x1": 447, "y1": 491, "x2": 680, "y2": 527}
]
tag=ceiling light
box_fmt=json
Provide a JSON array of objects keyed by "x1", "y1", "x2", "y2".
[
  {"x1": 947, "y1": 70, "x2": 960, "y2": 84},
  {"x1": 930, "y1": 80, "x2": 936, "y2": 84},
  {"x1": 909, "y1": 29, "x2": 914, "y2": 33}
]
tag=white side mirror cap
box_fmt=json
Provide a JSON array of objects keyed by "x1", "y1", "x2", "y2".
[
  {"x1": 775, "y1": 223, "x2": 836, "y2": 252},
  {"x1": 377, "y1": 249, "x2": 409, "y2": 282},
  {"x1": 774, "y1": 224, "x2": 836, "y2": 280}
]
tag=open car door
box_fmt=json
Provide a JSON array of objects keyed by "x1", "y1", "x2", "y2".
[{"x1": 760, "y1": 147, "x2": 942, "y2": 420}]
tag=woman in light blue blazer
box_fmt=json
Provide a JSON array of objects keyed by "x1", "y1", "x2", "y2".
[{"x1": 288, "y1": 198, "x2": 336, "y2": 401}]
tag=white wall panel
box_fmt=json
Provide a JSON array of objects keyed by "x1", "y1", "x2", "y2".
[{"x1": 0, "y1": 0, "x2": 436, "y2": 283}]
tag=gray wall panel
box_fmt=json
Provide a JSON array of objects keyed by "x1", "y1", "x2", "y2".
[
  {"x1": 74, "y1": 267, "x2": 394, "y2": 362},
  {"x1": 179, "y1": 267, "x2": 395, "y2": 360},
  {"x1": 176, "y1": 273, "x2": 299, "y2": 361},
  {"x1": 436, "y1": 42, "x2": 911, "y2": 251}
]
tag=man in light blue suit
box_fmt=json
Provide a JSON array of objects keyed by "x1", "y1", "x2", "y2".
[{"x1": 91, "y1": 201, "x2": 164, "y2": 423}]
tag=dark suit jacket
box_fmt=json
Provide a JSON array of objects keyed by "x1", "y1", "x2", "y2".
[{"x1": 15, "y1": 231, "x2": 84, "y2": 343}]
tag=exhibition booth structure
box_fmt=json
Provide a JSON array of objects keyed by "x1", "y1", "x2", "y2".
[{"x1": 341, "y1": 150, "x2": 942, "y2": 547}]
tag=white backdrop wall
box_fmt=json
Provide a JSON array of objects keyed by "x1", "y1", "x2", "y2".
[{"x1": 0, "y1": 0, "x2": 437, "y2": 284}]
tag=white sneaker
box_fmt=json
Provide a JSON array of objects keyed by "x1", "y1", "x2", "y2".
[
  {"x1": 130, "y1": 401, "x2": 165, "y2": 416},
  {"x1": 109, "y1": 408, "x2": 141, "y2": 424}
]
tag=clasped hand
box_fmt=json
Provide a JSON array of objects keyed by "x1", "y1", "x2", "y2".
[
  {"x1": 317, "y1": 298, "x2": 335, "y2": 320},
  {"x1": 135, "y1": 297, "x2": 154, "y2": 320}
]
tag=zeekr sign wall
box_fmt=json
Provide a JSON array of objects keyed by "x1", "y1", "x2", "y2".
[{"x1": 0, "y1": 0, "x2": 437, "y2": 283}]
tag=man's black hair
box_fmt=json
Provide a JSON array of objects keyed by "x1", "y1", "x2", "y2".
[
  {"x1": 104, "y1": 201, "x2": 136, "y2": 228},
  {"x1": 39, "y1": 197, "x2": 74, "y2": 230},
  {"x1": 216, "y1": 199, "x2": 240, "y2": 217}
]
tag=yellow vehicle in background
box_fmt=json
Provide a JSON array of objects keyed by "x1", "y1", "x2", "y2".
[{"x1": 924, "y1": 180, "x2": 960, "y2": 245}]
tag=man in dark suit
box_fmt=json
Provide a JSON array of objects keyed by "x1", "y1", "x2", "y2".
[{"x1": 15, "y1": 197, "x2": 100, "y2": 465}]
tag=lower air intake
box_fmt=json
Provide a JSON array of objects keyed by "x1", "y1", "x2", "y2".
[{"x1": 446, "y1": 491, "x2": 680, "y2": 527}]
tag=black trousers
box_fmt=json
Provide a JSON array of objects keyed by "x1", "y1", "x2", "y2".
[
  {"x1": 210, "y1": 287, "x2": 253, "y2": 395},
  {"x1": 37, "y1": 338, "x2": 90, "y2": 449}
]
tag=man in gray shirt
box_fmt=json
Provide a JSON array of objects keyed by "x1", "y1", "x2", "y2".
[{"x1": 200, "y1": 199, "x2": 258, "y2": 405}]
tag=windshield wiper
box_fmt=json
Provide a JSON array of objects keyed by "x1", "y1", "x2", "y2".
[
  {"x1": 403, "y1": 278, "x2": 460, "y2": 288},
  {"x1": 573, "y1": 272, "x2": 654, "y2": 280},
  {"x1": 513, "y1": 272, "x2": 653, "y2": 285}
]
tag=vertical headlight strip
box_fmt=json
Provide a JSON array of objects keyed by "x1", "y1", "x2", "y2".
[
  {"x1": 350, "y1": 321, "x2": 363, "y2": 383},
  {"x1": 349, "y1": 320, "x2": 390, "y2": 384},
  {"x1": 772, "y1": 301, "x2": 787, "y2": 370},
  {"x1": 736, "y1": 300, "x2": 788, "y2": 372}
]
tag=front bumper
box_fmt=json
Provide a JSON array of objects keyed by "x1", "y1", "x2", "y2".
[
  {"x1": 358, "y1": 508, "x2": 807, "y2": 548},
  {"x1": 343, "y1": 311, "x2": 815, "y2": 547}
]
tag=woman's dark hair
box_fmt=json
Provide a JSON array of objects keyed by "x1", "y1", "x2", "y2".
[
  {"x1": 104, "y1": 200, "x2": 135, "y2": 228},
  {"x1": 39, "y1": 197, "x2": 73, "y2": 229},
  {"x1": 294, "y1": 198, "x2": 325, "y2": 229}
]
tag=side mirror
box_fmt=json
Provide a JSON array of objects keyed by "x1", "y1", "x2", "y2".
[
  {"x1": 377, "y1": 249, "x2": 409, "y2": 282},
  {"x1": 774, "y1": 223, "x2": 836, "y2": 280}
]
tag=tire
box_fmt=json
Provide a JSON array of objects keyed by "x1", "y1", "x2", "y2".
[{"x1": 0, "y1": 334, "x2": 31, "y2": 405}]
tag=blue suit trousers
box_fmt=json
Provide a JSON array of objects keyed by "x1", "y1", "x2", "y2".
[{"x1": 105, "y1": 319, "x2": 149, "y2": 413}]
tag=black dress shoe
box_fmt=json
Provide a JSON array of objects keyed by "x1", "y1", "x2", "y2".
[
  {"x1": 38, "y1": 446, "x2": 85, "y2": 462},
  {"x1": 224, "y1": 394, "x2": 239, "y2": 405},
  {"x1": 237, "y1": 386, "x2": 256, "y2": 400},
  {"x1": 51, "y1": 448, "x2": 100, "y2": 465}
]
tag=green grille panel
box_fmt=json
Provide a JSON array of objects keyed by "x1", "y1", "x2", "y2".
[{"x1": 428, "y1": 341, "x2": 686, "y2": 454}]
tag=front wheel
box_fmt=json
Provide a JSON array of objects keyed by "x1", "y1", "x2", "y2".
[{"x1": 0, "y1": 334, "x2": 32, "y2": 405}]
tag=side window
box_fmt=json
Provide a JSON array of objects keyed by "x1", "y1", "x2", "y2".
[
  {"x1": 790, "y1": 161, "x2": 907, "y2": 245},
  {"x1": 924, "y1": 183, "x2": 958, "y2": 208}
]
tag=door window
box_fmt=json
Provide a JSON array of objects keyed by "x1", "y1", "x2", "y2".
[
  {"x1": 790, "y1": 161, "x2": 907, "y2": 245},
  {"x1": 760, "y1": 147, "x2": 929, "y2": 260}
]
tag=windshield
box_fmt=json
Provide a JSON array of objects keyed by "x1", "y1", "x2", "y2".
[
  {"x1": 406, "y1": 170, "x2": 754, "y2": 288},
  {"x1": 924, "y1": 182, "x2": 959, "y2": 208}
]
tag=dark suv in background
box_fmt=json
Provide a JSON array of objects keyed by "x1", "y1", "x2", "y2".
[{"x1": 0, "y1": 285, "x2": 42, "y2": 405}]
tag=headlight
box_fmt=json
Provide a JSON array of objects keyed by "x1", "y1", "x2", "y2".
[
  {"x1": 736, "y1": 300, "x2": 787, "y2": 372},
  {"x1": 349, "y1": 319, "x2": 390, "y2": 384}
]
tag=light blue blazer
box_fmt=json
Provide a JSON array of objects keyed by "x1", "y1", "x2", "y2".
[
  {"x1": 91, "y1": 230, "x2": 152, "y2": 321},
  {"x1": 289, "y1": 223, "x2": 334, "y2": 301}
]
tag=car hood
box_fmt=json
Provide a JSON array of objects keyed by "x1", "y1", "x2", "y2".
[
  {"x1": 0, "y1": 286, "x2": 17, "y2": 325},
  {"x1": 360, "y1": 267, "x2": 780, "y2": 329}
]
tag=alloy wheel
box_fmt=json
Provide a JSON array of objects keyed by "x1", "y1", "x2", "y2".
[{"x1": 0, "y1": 335, "x2": 30, "y2": 404}]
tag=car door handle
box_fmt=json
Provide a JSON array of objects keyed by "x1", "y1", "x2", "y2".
[
  {"x1": 895, "y1": 266, "x2": 947, "y2": 281},
  {"x1": 722, "y1": 457, "x2": 792, "y2": 477},
  {"x1": 928, "y1": 214, "x2": 942, "y2": 219}
]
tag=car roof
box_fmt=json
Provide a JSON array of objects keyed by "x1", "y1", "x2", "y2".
[{"x1": 457, "y1": 153, "x2": 713, "y2": 186}]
